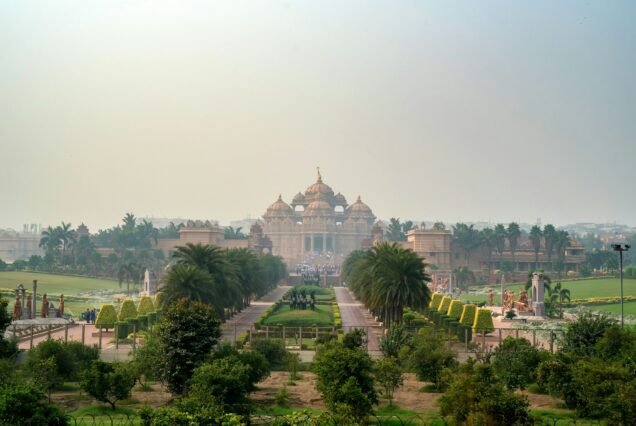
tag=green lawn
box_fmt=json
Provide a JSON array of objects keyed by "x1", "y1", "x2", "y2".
[
  {"x1": 464, "y1": 278, "x2": 636, "y2": 304},
  {"x1": 287, "y1": 285, "x2": 334, "y2": 301},
  {"x1": 263, "y1": 304, "x2": 333, "y2": 327},
  {"x1": 0, "y1": 271, "x2": 130, "y2": 317},
  {"x1": 591, "y1": 301, "x2": 636, "y2": 316}
]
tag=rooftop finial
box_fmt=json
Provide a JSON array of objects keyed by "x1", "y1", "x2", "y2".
[{"x1": 317, "y1": 166, "x2": 322, "y2": 182}]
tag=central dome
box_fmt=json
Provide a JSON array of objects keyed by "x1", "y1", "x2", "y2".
[
  {"x1": 304, "y1": 170, "x2": 335, "y2": 205},
  {"x1": 304, "y1": 200, "x2": 334, "y2": 217}
]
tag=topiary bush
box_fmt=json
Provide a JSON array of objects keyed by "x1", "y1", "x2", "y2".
[
  {"x1": 429, "y1": 293, "x2": 443, "y2": 310},
  {"x1": 459, "y1": 304, "x2": 477, "y2": 327},
  {"x1": 153, "y1": 292, "x2": 165, "y2": 309},
  {"x1": 115, "y1": 322, "x2": 129, "y2": 339},
  {"x1": 447, "y1": 300, "x2": 463, "y2": 320},
  {"x1": 473, "y1": 308, "x2": 495, "y2": 334},
  {"x1": 437, "y1": 296, "x2": 452, "y2": 314},
  {"x1": 118, "y1": 299, "x2": 138, "y2": 322},
  {"x1": 95, "y1": 304, "x2": 117, "y2": 331},
  {"x1": 138, "y1": 297, "x2": 155, "y2": 316}
]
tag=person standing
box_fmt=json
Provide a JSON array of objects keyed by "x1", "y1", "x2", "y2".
[{"x1": 85, "y1": 308, "x2": 90, "y2": 324}]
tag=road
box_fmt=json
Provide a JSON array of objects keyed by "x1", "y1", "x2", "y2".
[
  {"x1": 221, "y1": 286, "x2": 290, "y2": 342},
  {"x1": 334, "y1": 287, "x2": 381, "y2": 353}
]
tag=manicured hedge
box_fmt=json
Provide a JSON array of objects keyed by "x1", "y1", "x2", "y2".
[
  {"x1": 472, "y1": 308, "x2": 495, "y2": 334},
  {"x1": 115, "y1": 321, "x2": 129, "y2": 339},
  {"x1": 153, "y1": 292, "x2": 165, "y2": 308},
  {"x1": 437, "y1": 296, "x2": 452, "y2": 314},
  {"x1": 118, "y1": 299, "x2": 138, "y2": 321},
  {"x1": 137, "y1": 296, "x2": 155, "y2": 315},
  {"x1": 429, "y1": 293, "x2": 443, "y2": 310},
  {"x1": 447, "y1": 300, "x2": 463, "y2": 320},
  {"x1": 95, "y1": 304, "x2": 117, "y2": 330},
  {"x1": 459, "y1": 304, "x2": 477, "y2": 327}
]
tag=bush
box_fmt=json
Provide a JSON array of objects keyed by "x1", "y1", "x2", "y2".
[
  {"x1": 137, "y1": 315, "x2": 148, "y2": 331},
  {"x1": 374, "y1": 357, "x2": 403, "y2": 405},
  {"x1": 95, "y1": 304, "x2": 117, "y2": 330},
  {"x1": 472, "y1": 308, "x2": 494, "y2": 334},
  {"x1": 251, "y1": 338, "x2": 288, "y2": 369},
  {"x1": 137, "y1": 296, "x2": 155, "y2": 315},
  {"x1": 407, "y1": 329, "x2": 457, "y2": 391},
  {"x1": 0, "y1": 382, "x2": 67, "y2": 425},
  {"x1": 26, "y1": 339, "x2": 76, "y2": 383},
  {"x1": 429, "y1": 293, "x2": 443, "y2": 310},
  {"x1": 437, "y1": 296, "x2": 451, "y2": 314},
  {"x1": 118, "y1": 299, "x2": 137, "y2": 321},
  {"x1": 492, "y1": 337, "x2": 548, "y2": 390},
  {"x1": 81, "y1": 360, "x2": 136, "y2": 409},
  {"x1": 459, "y1": 304, "x2": 476, "y2": 327},
  {"x1": 153, "y1": 292, "x2": 165, "y2": 308},
  {"x1": 447, "y1": 300, "x2": 463, "y2": 320},
  {"x1": 115, "y1": 321, "x2": 129, "y2": 339}
]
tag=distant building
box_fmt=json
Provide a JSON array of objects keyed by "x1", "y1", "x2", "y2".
[{"x1": 0, "y1": 226, "x2": 43, "y2": 262}]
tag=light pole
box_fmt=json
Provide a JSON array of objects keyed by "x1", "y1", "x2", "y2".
[{"x1": 611, "y1": 243, "x2": 631, "y2": 328}]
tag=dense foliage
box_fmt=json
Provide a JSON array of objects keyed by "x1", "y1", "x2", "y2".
[
  {"x1": 81, "y1": 360, "x2": 136, "y2": 409},
  {"x1": 342, "y1": 243, "x2": 431, "y2": 327}
]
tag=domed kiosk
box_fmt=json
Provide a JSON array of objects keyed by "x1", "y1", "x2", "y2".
[{"x1": 260, "y1": 168, "x2": 378, "y2": 267}]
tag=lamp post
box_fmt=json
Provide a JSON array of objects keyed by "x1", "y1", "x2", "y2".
[{"x1": 611, "y1": 243, "x2": 631, "y2": 328}]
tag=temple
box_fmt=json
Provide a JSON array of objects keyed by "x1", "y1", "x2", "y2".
[{"x1": 261, "y1": 168, "x2": 378, "y2": 267}]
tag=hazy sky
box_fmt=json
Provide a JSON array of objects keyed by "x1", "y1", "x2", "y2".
[{"x1": 1, "y1": 1, "x2": 635, "y2": 231}]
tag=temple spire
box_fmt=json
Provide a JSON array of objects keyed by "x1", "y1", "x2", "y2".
[{"x1": 316, "y1": 166, "x2": 322, "y2": 182}]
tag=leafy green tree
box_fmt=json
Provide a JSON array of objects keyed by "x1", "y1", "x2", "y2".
[
  {"x1": 386, "y1": 218, "x2": 405, "y2": 241},
  {"x1": 407, "y1": 329, "x2": 457, "y2": 391},
  {"x1": 0, "y1": 258, "x2": 7, "y2": 271},
  {"x1": 31, "y1": 357, "x2": 60, "y2": 402},
  {"x1": 313, "y1": 342, "x2": 378, "y2": 422},
  {"x1": 491, "y1": 337, "x2": 548, "y2": 390},
  {"x1": 26, "y1": 339, "x2": 76, "y2": 382},
  {"x1": 374, "y1": 357, "x2": 403, "y2": 405},
  {"x1": 0, "y1": 382, "x2": 67, "y2": 425},
  {"x1": 439, "y1": 361, "x2": 531, "y2": 426},
  {"x1": 250, "y1": 338, "x2": 289, "y2": 369},
  {"x1": 81, "y1": 360, "x2": 136, "y2": 409},
  {"x1": 342, "y1": 329, "x2": 366, "y2": 350},
  {"x1": 379, "y1": 323, "x2": 412, "y2": 359},
  {"x1": 156, "y1": 299, "x2": 221, "y2": 395},
  {"x1": 561, "y1": 311, "x2": 615, "y2": 357},
  {"x1": 0, "y1": 298, "x2": 17, "y2": 358}
]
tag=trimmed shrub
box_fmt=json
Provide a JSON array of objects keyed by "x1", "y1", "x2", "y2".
[
  {"x1": 138, "y1": 315, "x2": 149, "y2": 331},
  {"x1": 95, "y1": 304, "x2": 117, "y2": 331},
  {"x1": 438, "y1": 296, "x2": 452, "y2": 314},
  {"x1": 429, "y1": 293, "x2": 443, "y2": 310},
  {"x1": 127, "y1": 318, "x2": 139, "y2": 333},
  {"x1": 473, "y1": 308, "x2": 495, "y2": 334},
  {"x1": 115, "y1": 321, "x2": 129, "y2": 339},
  {"x1": 459, "y1": 304, "x2": 477, "y2": 327},
  {"x1": 118, "y1": 299, "x2": 138, "y2": 321},
  {"x1": 138, "y1": 296, "x2": 155, "y2": 315},
  {"x1": 447, "y1": 300, "x2": 463, "y2": 320}
]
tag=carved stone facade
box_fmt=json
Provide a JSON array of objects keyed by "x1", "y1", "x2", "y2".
[{"x1": 260, "y1": 170, "x2": 377, "y2": 267}]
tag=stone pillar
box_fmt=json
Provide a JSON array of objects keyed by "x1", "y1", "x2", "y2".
[
  {"x1": 311, "y1": 235, "x2": 315, "y2": 252},
  {"x1": 32, "y1": 280, "x2": 37, "y2": 318},
  {"x1": 531, "y1": 272, "x2": 545, "y2": 317},
  {"x1": 322, "y1": 233, "x2": 326, "y2": 253}
]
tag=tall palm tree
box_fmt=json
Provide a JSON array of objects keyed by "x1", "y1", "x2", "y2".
[
  {"x1": 160, "y1": 264, "x2": 217, "y2": 308},
  {"x1": 506, "y1": 222, "x2": 521, "y2": 269},
  {"x1": 452, "y1": 223, "x2": 480, "y2": 268},
  {"x1": 58, "y1": 222, "x2": 77, "y2": 260},
  {"x1": 39, "y1": 226, "x2": 62, "y2": 255},
  {"x1": 493, "y1": 224, "x2": 507, "y2": 265},
  {"x1": 552, "y1": 230, "x2": 571, "y2": 278},
  {"x1": 547, "y1": 281, "x2": 571, "y2": 318},
  {"x1": 479, "y1": 228, "x2": 495, "y2": 273},
  {"x1": 543, "y1": 224, "x2": 557, "y2": 271},
  {"x1": 529, "y1": 226, "x2": 542, "y2": 271},
  {"x1": 118, "y1": 262, "x2": 141, "y2": 296}
]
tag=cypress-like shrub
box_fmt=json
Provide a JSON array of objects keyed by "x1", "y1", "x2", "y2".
[
  {"x1": 447, "y1": 300, "x2": 463, "y2": 320},
  {"x1": 115, "y1": 321, "x2": 129, "y2": 339},
  {"x1": 153, "y1": 292, "x2": 165, "y2": 309},
  {"x1": 437, "y1": 296, "x2": 452, "y2": 314},
  {"x1": 138, "y1": 315, "x2": 148, "y2": 331},
  {"x1": 127, "y1": 317, "x2": 139, "y2": 333},
  {"x1": 95, "y1": 304, "x2": 117, "y2": 331},
  {"x1": 429, "y1": 293, "x2": 443, "y2": 310},
  {"x1": 456, "y1": 324, "x2": 472, "y2": 342},
  {"x1": 118, "y1": 299, "x2": 138, "y2": 321},
  {"x1": 137, "y1": 296, "x2": 155, "y2": 315},
  {"x1": 459, "y1": 304, "x2": 477, "y2": 327},
  {"x1": 472, "y1": 308, "x2": 495, "y2": 334}
]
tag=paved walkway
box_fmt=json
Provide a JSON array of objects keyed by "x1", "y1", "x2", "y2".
[
  {"x1": 334, "y1": 287, "x2": 382, "y2": 353},
  {"x1": 221, "y1": 286, "x2": 290, "y2": 342}
]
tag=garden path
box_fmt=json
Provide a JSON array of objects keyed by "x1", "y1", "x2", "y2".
[
  {"x1": 220, "y1": 285, "x2": 290, "y2": 343},
  {"x1": 334, "y1": 287, "x2": 382, "y2": 353}
]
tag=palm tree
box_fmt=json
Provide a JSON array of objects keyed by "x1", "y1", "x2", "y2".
[
  {"x1": 453, "y1": 266, "x2": 475, "y2": 291},
  {"x1": 118, "y1": 262, "x2": 141, "y2": 296},
  {"x1": 529, "y1": 226, "x2": 542, "y2": 271},
  {"x1": 479, "y1": 228, "x2": 495, "y2": 273},
  {"x1": 552, "y1": 230, "x2": 571, "y2": 279},
  {"x1": 493, "y1": 224, "x2": 507, "y2": 265},
  {"x1": 160, "y1": 264, "x2": 216, "y2": 308},
  {"x1": 543, "y1": 224, "x2": 557, "y2": 271},
  {"x1": 39, "y1": 226, "x2": 62, "y2": 256},
  {"x1": 506, "y1": 222, "x2": 521, "y2": 269},
  {"x1": 547, "y1": 281, "x2": 571, "y2": 318},
  {"x1": 224, "y1": 226, "x2": 246, "y2": 240},
  {"x1": 452, "y1": 223, "x2": 480, "y2": 268}
]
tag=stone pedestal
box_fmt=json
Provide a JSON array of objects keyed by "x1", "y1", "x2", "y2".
[{"x1": 531, "y1": 272, "x2": 545, "y2": 317}]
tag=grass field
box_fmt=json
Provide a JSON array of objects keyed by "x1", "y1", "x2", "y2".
[
  {"x1": 0, "y1": 271, "x2": 130, "y2": 317},
  {"x1": 463, "y1": 278, "x2": 636, "y2": 304},
  {"x1": 591, "y1": 301, "x2": 636, "y2": 316},
  {"x1": 263, "y1": 304, "x2": 333, "y2": 327}
]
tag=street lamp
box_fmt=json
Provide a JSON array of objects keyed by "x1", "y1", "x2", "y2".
[{"x1": 611, "y1": 243, "x2": 631, "y2": 328}]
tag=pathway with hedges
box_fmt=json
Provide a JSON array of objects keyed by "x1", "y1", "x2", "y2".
[
  {"x1": 221, "y1": 286, "x2": 290, "y2": 343},
  {"x1": 334, "y1": 287, "x2": 382, "y2": 353}
]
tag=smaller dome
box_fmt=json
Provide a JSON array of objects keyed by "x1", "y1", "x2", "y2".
[
  {"x1": 304, "y1": 200, "x2": 334, "y2": 217},
  {"x1": 346, "y1": 196, "x2": 375, "y2": 219},
  {"x1": 334, "y1": 192, "x2": 347, "y2": 206},
  {"x1": 264, "y1": 195, "x2": 293, "y2": 218},
  {"x1": 292, "y1": 192, "x2": 306, "y2": 205}
]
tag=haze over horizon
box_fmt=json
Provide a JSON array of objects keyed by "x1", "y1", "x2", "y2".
[{"x1": 2, "y1": 1, "x2": 635, "y2": 231}]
